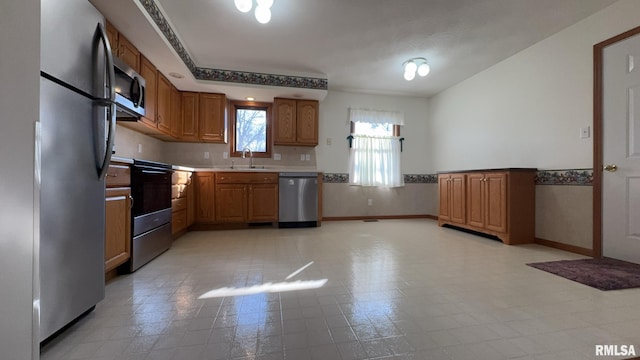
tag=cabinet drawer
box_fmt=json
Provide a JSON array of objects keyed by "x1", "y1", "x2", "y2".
[
  {"x1": 106, "y1": 165, "x2": 130, "y2": 187},
  {"x1": 172, "y1": 209, "x2": 187, "y2": 234},
  {"x1": 216, "y1": 172, "x2": 278, "y2": 184},
  {"x1": 172, "y1": 198, "x2": 187, "y2": 212}
]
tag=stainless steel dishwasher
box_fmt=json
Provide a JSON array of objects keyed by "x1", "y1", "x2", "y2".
[{"x1": 279, "y1": 172, "x2": 318, "y2": 227}]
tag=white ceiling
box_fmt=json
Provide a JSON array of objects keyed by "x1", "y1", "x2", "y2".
[{"x1": 91, "y1": 0, "x2": 618, "y2": 101}]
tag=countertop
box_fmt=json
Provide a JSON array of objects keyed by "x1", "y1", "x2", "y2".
[{"x1": 110, "y1": 157, "x2": 319, "y2": 173}]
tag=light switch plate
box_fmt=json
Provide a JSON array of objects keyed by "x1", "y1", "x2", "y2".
[
  {"x1": 274, "y1": 153, "x2": 281, "y2": 161},
  {"x1": 222, "y1": 151, "x2": 228, "y2": 159},
  {"x1": 204, "y1": 151, "x2": 210, "y2": 159},
  {"x1": 305, "y1": 154, "x2": 311, "y2": 161},
  {"x1": 580, "y1": 126, "x2": 591, "y2": 139},
  {"x1": 300, "y1": 154, "x2": 305, "y2": 161}
]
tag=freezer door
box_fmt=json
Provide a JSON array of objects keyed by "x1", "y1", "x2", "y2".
[
  {"x1": 39, "y1": 77, "x2": 105, "y2": 341},
  {"x1": 41, "y1": 0, "x2": 104, "y2": 95}
]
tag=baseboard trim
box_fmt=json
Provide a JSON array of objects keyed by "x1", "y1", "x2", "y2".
[
  {"x1": 323, "y1": 214, "x2": 437, "y2": 221},
  {"x1": 535, "y1": 237, "x2": 594, "y2": 257}
]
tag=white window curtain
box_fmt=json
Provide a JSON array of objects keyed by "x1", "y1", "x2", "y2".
[{"x1": 348, "y1": 108, "x2": 404, "y2": 188}]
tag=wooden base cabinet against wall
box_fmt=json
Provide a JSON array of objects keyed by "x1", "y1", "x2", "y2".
[
  {"x1": 195, "y1": 172, "x2": 215, "y2": 223},
  {"x1": 104, "y1": 164, "x2": 132, "y2": 273},
  {"x1": 438, "y1": 169, "x2": 536, "y2": 245},
  {"x1": 215, "y1": 172, "x2": 278, "y2": 223}
]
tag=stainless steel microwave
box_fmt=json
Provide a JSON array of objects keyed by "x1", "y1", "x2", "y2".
[{"x1": 113, "y1": 56, "x2": 145, "y2": 119}]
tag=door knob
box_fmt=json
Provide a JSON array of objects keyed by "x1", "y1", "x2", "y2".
[{"x1": 603, "y1": 164, "x2": 618, "y2": 172}]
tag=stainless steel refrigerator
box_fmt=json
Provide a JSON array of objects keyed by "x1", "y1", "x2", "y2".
[{"x1": 39, "y1": 0, "x2": 115, "y2": 342}]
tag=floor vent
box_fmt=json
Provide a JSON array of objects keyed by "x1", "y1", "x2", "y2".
[{"x1": 363, "y1": 219, "x2": 379, "y2": 222}]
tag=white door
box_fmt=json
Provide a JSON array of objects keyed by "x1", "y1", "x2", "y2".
[{"x1": 603, "y1": 33, "x2": 640, "y2": 264}]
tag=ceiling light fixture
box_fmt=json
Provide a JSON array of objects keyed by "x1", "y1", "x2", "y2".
[
  {"x1": 234, "y1": 0, "x2": 252, "y2": 13},
  {"x1": 403, "y1": 57, "x2": 430, "y2": 81},
  {"x1": 246, "y1": 97, "x2": 255, "y2": 101},
  {"x1": 234, "y1": 0, "x2": 274, "y2": 24}
]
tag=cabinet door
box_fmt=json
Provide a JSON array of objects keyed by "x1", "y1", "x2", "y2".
[
  {"x1": 117, "y1": 34, "x2": 140, "y2": 72},
  {"x1": 484, "y1": 172, "x2": 508, "y2": 233},
  {"x1": 156, "y1": 73, "x2": 172, "y2": 135},
  {"x1": 466, "y1": 173, "x2": 485, "y2": 228},
  {"x1": 195, "y1": 173, "x2": 215, "y2": 222},
  {"x1": 105, "y1": 21, "x2": 119, "y2": 58},
  {"x1": 105, "y1": 188, "x2": 131, "y2": 272},
  {"x1": 180, "y1": 92, "x2": 199, "y2": 141},
  {"x1": 199, "y1": 93, "x2": 227, "y2": 143},
  {"x1": 438, "y1": 175, "x2": 451, "y2": 222},
  {"x1": 273, "y1": 98, "x2": 297, "y2": 144},
  {"x1": 170, "y1": 85, "x2": 181, "y2": 138},
  {"x1": 215, "y1": 184, "x2": 246, "y2": 222},
  {"x1": 139, "y1": 56, "x2": 157, "y2": 127},
  {"x1": 248, "y1": 184, "x2": 278, "y2": 222},
  {"x1": 296, "y1": 100, "x2": 319, "y2": 145},
  {"x1": 450, "y1": 173, "x2": 466, "y2": 224},
  {"x1": 186, "y1": 176, "x2": 195, "y2": 226}
]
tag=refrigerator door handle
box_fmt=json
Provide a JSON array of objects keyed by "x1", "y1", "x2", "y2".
[{"x1": 94, "y1": 22, "x2": 116, "y2": 179}]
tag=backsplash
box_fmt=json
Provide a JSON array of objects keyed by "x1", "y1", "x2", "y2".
[
  {"x1": 113, "y1": 125, "x2": 166, "y2": 162},
  {"x1": 163, "y1": 142, "x2": 317, "y2": 168}
]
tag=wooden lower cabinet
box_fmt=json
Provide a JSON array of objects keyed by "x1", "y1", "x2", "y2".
[
  {"x1": 247, "y1": 184, "x2": 278, "y2": 221},
  {"x1": 198, "y1": 172, "x2": 279, "y2": 224},
  {"x1": 438, "y1": 173, "x2": 465, "y2": 225},
  {"x1": 105, "y1": 187, "x2": 131, "y2": 272},
  {"x1": 195, "y1": 172, "x2": 215, "y2": 223},
  {"x1": 438, "y1": 169, "x2": 536, "y2": 245},
  {"x1": 215, "y1": 184, "x2": 247, "y2": 222}
]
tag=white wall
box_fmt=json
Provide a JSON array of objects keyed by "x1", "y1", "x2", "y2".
[
  {"x1": 317, "y1": 90, "x2": 430, "y2": 174},
  {"x1": 0, "y1": 0, "x2": 39, "y2": 358},
  {"x1": 428, "y1": 0, "x2": 640, "y2": 171}
]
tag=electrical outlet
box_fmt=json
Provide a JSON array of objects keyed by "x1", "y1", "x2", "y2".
[
  {"x1": 204, "y1": 151, "x2": 210, "y2": 159},
  {"x1": 274, "y1": 153, "x2": 281, "y2": 161},
  {"x1": 300, "y1": 154, "x2": 305, "y2": 161},
  {"x1": 223, "y1": 151, "x2": 228, "y2": 159},
  {"x1": 305, "y1": 154, "x2": 311, "y2": 161},
  {"x1": 367, "y1": 199, "x2": 373, "y2": 206},
  {"x1": 326, "y1": 138, "x2": 332, "y2": 145},
  {"x1": 137, "y1": 144, "x2": 142, "y2": 153}
]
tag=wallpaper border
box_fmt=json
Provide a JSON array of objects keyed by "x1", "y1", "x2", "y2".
[{"x1": 322, "y1": 169, "x2": 594, "y2": 185}]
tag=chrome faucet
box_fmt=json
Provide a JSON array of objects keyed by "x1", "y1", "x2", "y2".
[{"x1": 242, "y1": 147, "x2": 254, "y2": 168}]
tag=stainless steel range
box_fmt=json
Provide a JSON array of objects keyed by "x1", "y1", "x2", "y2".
[{"x1": 130, "y1": 159, "x2": 173, "y2": 271}]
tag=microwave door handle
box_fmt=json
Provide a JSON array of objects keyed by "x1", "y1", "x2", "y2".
[{"x1": 94, "y1": 22, "x2": 116, "y2": 179}]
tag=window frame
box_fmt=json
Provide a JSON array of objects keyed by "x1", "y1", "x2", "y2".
[
  {"x1": 229, "y1": 100, "x2": 273, "y2": 158},
  {"x1": 350, "y1": 121, "x2": 400, "y2": 136}
]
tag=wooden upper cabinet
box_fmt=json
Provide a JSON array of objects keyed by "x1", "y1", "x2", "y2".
[
  {"x1": 296, "y1": 100, "x2": 319, "y2": 145},
  {"x1": 156, "y1": 73, "x2": 172, "y2": 135},
  {"x1": 116, "y1": 34, "x2": 140, "y2": 72},
  {"x1": 273, "y1": 98, "x2": 297, "y2": 144},
  {"x1": 170, "y1": 85, "x2": 182, "y2": 138},
  {"x1": 179, "y1": 92, "x2": 200, "y2": 141},
  {"x1": 273, "y1": 98, "x2": 318, "y2": 146},
  {"x1": 199, "y1": 93, "x2": 227, "y2": 143},
  {"x1": 139, "y1": 56, "x2": 157, "y2": 127},
  {"x1": 105, "y1": 21, "x2": 119, "y2": 58}
]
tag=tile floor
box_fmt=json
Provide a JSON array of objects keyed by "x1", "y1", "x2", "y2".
[{"x1": 40, "y1": 220, "x2": 640, "y2": 360}]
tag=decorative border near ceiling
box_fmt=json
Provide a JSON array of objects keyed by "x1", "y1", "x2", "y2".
[
  {"x1": 136, "y1": 0, "x2": 328, "y2": 90},
  {"x1": 322, "y1": 169, "x2": 593, "y2": 186}
]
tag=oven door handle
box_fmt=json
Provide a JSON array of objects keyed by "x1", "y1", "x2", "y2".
[{"x1": 140, "y1": 170, "x2": 169, "y2": 175}]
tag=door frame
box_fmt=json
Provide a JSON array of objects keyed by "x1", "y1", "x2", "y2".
[{"x1": 593, "y1": 25, "x2": 640, "y2": 258}]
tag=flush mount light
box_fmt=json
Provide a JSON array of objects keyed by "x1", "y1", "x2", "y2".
[
  {"x1": 246, "y1": 97, "x2": 255, "y2": 101},
  {"x1": 403, "y1": 57, "x2": 430, "y2": 81},
  {"x1": 168, "y1": 72, "x2": 184, "y2": 79},
  {"x1": 234, "y1": 0, "x2": 274, "y2": 24},
  {"x1": 234, "y1": 0, "x2": 252, "y2": 13}
]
